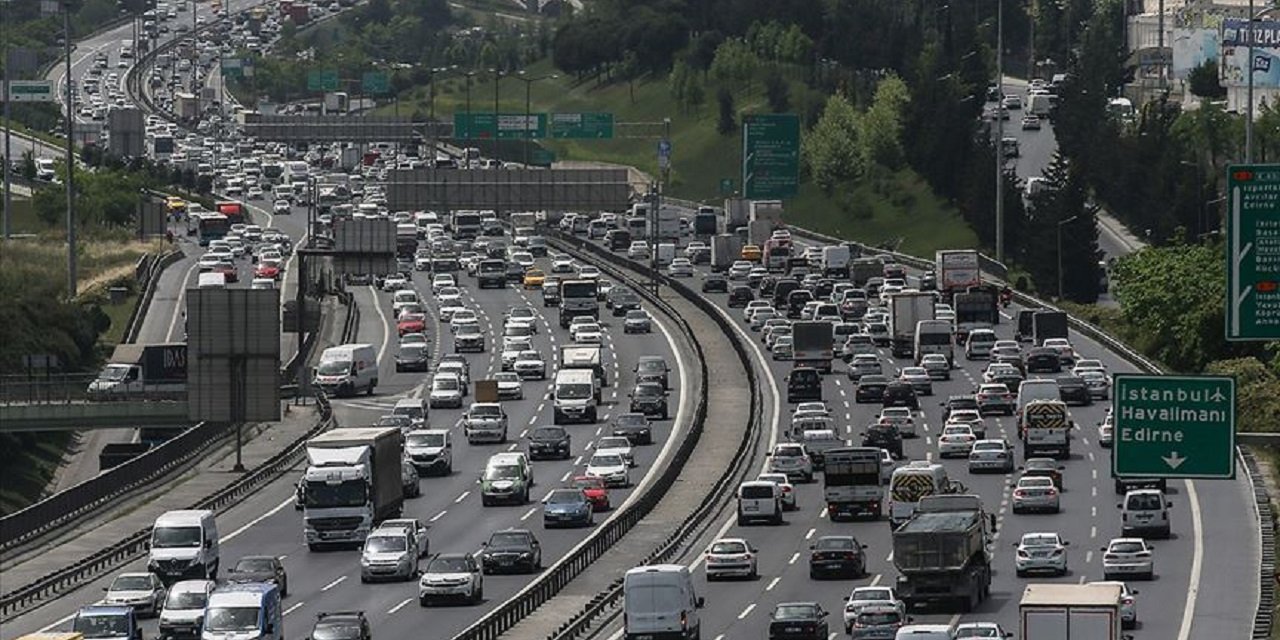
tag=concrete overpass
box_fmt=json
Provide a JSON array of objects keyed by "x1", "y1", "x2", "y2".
[{"x1": 0, "y1": 401, "x2": 192, "y2": 433}]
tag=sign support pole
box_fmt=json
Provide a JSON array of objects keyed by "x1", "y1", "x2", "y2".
[
  {"x1": 3, "y1": 0, "x2": 11, "y2": 241},
  {"x1": 63, "y1": 3, "x2": 76, "y2": 298}
]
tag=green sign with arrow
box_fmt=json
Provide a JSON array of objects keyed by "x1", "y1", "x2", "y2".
[{"x1": 1111, "y1": 374, "x2": 1236, "y2": 479}]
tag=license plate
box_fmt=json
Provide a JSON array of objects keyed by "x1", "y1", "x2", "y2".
[
  {"x1": 786, "y1": 627, "x2": 801, "y2": 633},
  {"x1": 500, "y1": 559, "x2": 513, "y2": 565}
]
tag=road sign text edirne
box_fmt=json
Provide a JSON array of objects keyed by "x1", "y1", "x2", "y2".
[{"x1": 1112, "y1": 375, "x2": 1235, "y2": 480}]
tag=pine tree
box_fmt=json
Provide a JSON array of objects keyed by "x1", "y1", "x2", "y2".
[{"x1": 1024, "y1": 153, "x2": 1104, "y2": 302}]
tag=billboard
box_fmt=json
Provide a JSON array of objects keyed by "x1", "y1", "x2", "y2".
[
  {"x1": 1172, "y1": 28, "x2": 1219, "y2": 79},
  {"x1": 1222, "y1": 18, "x2": 1280, "y2": 88}
]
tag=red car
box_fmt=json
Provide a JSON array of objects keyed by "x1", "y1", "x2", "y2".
[
  {"x1": 397, "y1": 312, "x2": 427, "y2": 336},
  {"x1": 571, "y1": 475, "x2": 610, "y2": 512},
  {"x1": 214, "y1": 262, "x2": 239, "y2": 283},
  {"x1": 254, "y1": 261, "x2": 282, "y2": 280}
]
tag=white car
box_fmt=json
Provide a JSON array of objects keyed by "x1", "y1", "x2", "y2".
[
  {"x1": 1042, "y1": 337, "x2": 1077, "y2": 363},
  {"x1": 450, "y1": 309, "x2": 479, "y2": 333},
  {"x1": 667, "y1": 258, "x2": 694, "y2": 278},
  {"x1": 513, "y1": 350, "x2": 547, "y2": 380},
  {"x1": 1098, "y1": 412, "x2": 1114, "y2": 447},
  {"x1": 437, "y1": 286, "x2": 463, "y2": 306},
  {"x1": 1072, "y1": 358, "x2": 1107, "y2": 375},
  {"x1": 438, "y1": 303, "x2": 467, "y2": 323},
  {"x1": 766, "y1": 442, "x2": 814, "y2": 483},
  {"x1": 432, "y1": 274, "x2": 456, "y2": 293},
  {"x1": 418, "y1": 553, "x2": 483, "y2": 606},
  {"x1": 103, "y1": 572, "x2": 167, "y2": 617},
  {"x1": 704, "y1": 537, "x2": 758, "y2": 580},
  {"x1": 1012, "y1": 476, "x2": 1060, "y2": 513},
  {"x1": 947, "y1": 409, "x2": 987, "y2": 438},
  {"x1": 955, "y1": 622, "x2": 1014, "y2": 639},
  {"x1": 756, "y1": 472, "x2": 797, "y2": 510},
  {"x1": 918, "y1": 353, "x2": 950, "y2": 380},
  {"x1": 1090, "y1": 581, "x2": 1139, "y2": 628},
  {"x1": 429, "y1": 373, "x2": 464, "y2": 409},
  {"x1": 505, "y1": 307, "x2": 539, "y2": 332},
  {"x1": 551, "y1": 256, "x2": 576, "y2": 273},
  {"x1": 877, "y1": 407, "x2": 916, "y2": 438},
  {"x1": 842, "y1": 586, "x2": 905, "y2": 633},
  {"x1": 897, "y1": 366, "x2": 933, "y2": 395},
  {"x1": 382, "y1": 275, "x2": 409, "y2": 292},
  {"x1": 595, "y1": 436, "x2": 635, "y2": 467},
  {"x1": 272, "y1": 199, "x2": 291, "y2": 215},
  {"x1": 1079, "y1": 369, "x2": 1110, "y2": 399},
  {"x1": 577, "y1": 265, "x2": 601, "y2": 281},
  {"x1": 878, "y1": 449, "x2": 896, "y2": 483},
  {"x1": 1015, "y1": 532, "x2": 1069, "y2": 577},
  {"x1": 1102, "y1": 538, "x2": 1154, "y2": 581},
  {"x1": 728, "y1": 260, "x2": 753, "y2": 280},
  {"x1": 571, "y1": 321, "x2": 603, "y2": 344},
  {"x1": 627, "y1": 241, "x2": 651, "y2": 259},
  {"x1": 937, "y1": 424, "x2": 977, "y2": 458},
  {"x1": 585, "y1": 452, "x2": 630, "y2": 487}
]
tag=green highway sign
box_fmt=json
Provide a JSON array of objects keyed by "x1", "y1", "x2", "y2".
[
  {"x1": 1112, "y1": 375, "x2": 1236, "y2": 479},
  {"x1": 742, "y1": 113, "x2": 800, "y2": 199},
  {"x1": 453, "y1": 112, "x2": 547, "y2": 140},
  {"x1": 549, "y1": 112, "x2": 614, "y2": 138},
  {"x1": 362, "y1": 71, "x2": 390, "y2": 95},
  {"x1": 307, "y1": 69, "x2": 339, "y2": 92},
  {"x1": 1227, "y1": 164, "x2": 1280, "y2": 340},
  {"x1": 8, "y1": 80, "x2": 54, "y2": 103}
]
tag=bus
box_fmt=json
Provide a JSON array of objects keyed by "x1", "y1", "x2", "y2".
[
  {"x1": 216, "y1": 201, "x2": 246, "y2": 226},
  {"x1": 763, "y1": 237, "x2": 791, "y2": 272},
  {"x1": 192, "y1": 212, "x2": 230, "y2": 246}
]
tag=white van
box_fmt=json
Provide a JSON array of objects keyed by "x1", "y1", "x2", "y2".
[
  {"x1": 202, "y1": 583, "x2": 282, "y2": 640},
  {"x1": 197, "y1": 272, "x2": 227, "y2": 289},
  {"x1": 965, "y1": 329, "x2": 997, "y2": 360},
  {"x1": 888, "y1": 462, "x2": 951, "y2": 527},
  {"x1": 148, "y1": 510, "x2": 220, "y2": 582},
  {"x1": 1016, "y1": 379, "x2": 1061, "y2": 410},
  {"x1": 553, "y1": 368, "x2": 598, "y2": 424},
  {"x1": 623, "y1": 565, "x2": 704, "y2": 640},
  {"x1": 736, "y1": 480, "x2": 784, "y2": 525},
  {"x1": 313, "y1": 343, "x2": 378, "y2": 397}
]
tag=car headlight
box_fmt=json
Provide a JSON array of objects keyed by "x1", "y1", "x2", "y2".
[{"x1": 361, "y1": 557, "x2": 372, "y2": 566}]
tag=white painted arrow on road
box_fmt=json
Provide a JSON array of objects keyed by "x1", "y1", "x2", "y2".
[{"x1": 1163, "y1": 451, "x2": 1187, "y2": 470}]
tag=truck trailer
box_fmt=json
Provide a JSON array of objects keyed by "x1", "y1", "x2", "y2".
[
  {"x1": 792, "y1": 321, "x2": 834, "y2": 373},
  {"x1": 935, "y1": 249, "x2": 982, "y2": 296},
  {"x1": 892, "y1": 495, "x2": 995, "y2": 612},
  {"x1": 1019, "y1": 583, "x2": 1123, "y2": 640},
  {"x1": 302, "y1": 427, "x2": 405, "y2": 550},
  {"x1": 888, "y1": 292, "x2": 936, "y2": 359},
  {"x1": 1033, "y1": 311, "x2": 1069, "y2": 345},
  {"x1": 823, "y1": 447, "x2": 884, "y2": 520}
]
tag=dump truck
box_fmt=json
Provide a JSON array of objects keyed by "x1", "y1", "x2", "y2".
[
  {"x1": 935, "y1": 249, "x2": 982, "y2": 296},
  {"x1": 892, "y1": 494, "x2": 995, "y2": 612},
  {"x1": 888, "y1": 292, "x2": 936, "y2": 358},
  {"x1": 792, "y1": 321, "x2": 834, "y2": 373},
  {"x1": 1020, "y1": 583, "x2": 1123, "y2": 640},
  {"x1": 823, "y1": 447, "x2": 884, "y2": 520},
  {"x1": 87, "y1": 343, "x2": 187, "y2": 400},
  {"x1": 302, "y1": 427, "x2": 404, "y2": 550},
  {"x1": 1033, "y1": 310, "x2": 1069, "y2": 345}
]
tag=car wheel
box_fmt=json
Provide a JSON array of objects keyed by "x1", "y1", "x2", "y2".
[{"x1": 419, "y1": 596, "x2": 430, "y2": 607}]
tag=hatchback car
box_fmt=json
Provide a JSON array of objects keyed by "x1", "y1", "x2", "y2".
[
  {"x1": 572, "y1": 475, "x2": 611, "y2": 511},
  {"x1": 611, "y1": 412, "x2": 653, "y2": 445},
  {"x1": 1012, "y1": 476, "x2": 1060, "y2": 513},
  {"x1": 527, "y1": 426, "x2": 571, "y2": 461},
  {"x1": 848, "y1": 604, "x2": 907, "y2": 640},
  {"x1": 704, "y1": 537, "x2": 759, "y2": 580},
  {"x1": 937, "y1": 425, "x2": 977, "y2": 458},
  {"x1": 968, "y1": 439, "x2": 1014, "y2": 473},
  {"x1": 1015, "y1": 532, "x2": 1069, "y2": 577},
  {"x1": 225, "y1": 556, "x2": 288, "y2": 595},
  {"x1": 103, "y1": 572, "x2": 167, "y2": 617},
  {"x1": 842, "y1": 586, "x2": 905, "y2": 633},
  {"x1": 1102, "y1": 538, "x2": 1155, "y2": 581},
  {"x1": 542, "y1": 488, "x2": 594, "y2": 528}
]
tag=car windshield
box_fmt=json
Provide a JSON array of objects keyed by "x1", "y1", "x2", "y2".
[
  {"x1": 592, "y1": 454, "x2": 624, "y2": 467},
  {"x1": 711, "y1": 541, "x2": 747, "y2": 554},
  {"x1": 429, "y1": 557, "x2": 471, "y2": 573},
  {"x1": 547, "y1": 490, "x2": 584, "y2": 504},
  {"x1": 414, "y1": 432, "x2": 450, "y2": 448},
  {"x1": 638, "y1": 360, "x2": 665, "y2": 373},
  {"x1": 204, "y1": 607, "x2": 260, "y2": 632},
  {"x1": 774, "y1": 604, "x2": 818, "y2": 620},
  {"x1": 558, "y1": 383, "x2": 593, "y2": 400},
  {"x1": 152, "y1": 526, "x2": 201, "y2": 548},
  {"x1": 165, "y1": 589, "x2": 208, "y2": 610},
  {"x1": 1111, "y1": 541, "x2": 1146, "y2": 553},
  {"x1": 312, "y1": 622, "x2": 362, "y2": 640},
  {"x1": 635, "y1": 384, "x2": 663, "y2": 398},
  {"x1": 815, "y1": 537, "x2": 856, "y2": 550},
  {"x1": 75, "y1": 614, "x2": 132, "y2": 638},
  {"x1": 365, "y1": 536, "x2": 406, "y2": 553},
  {"x1": 233, "y1": 558, "x2": 275, "y2": 572},
  {"x1": 1022, "y1": 535, "x2": 1060, "y2": 547},
  {"x1": 489, "y1": 532, "x2": 531, "y2": 548},
  {"x1": 485, "y1": 465, "x2": 521, "y2": 480},
  {"x1": 111, "y1": 575, "x2": 152, "y2": 591},
  {"x1": 317, "y1": 360, "x2": 352, "y2": 376}
]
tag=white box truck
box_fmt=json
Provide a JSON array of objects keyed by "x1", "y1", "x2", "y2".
[
  {"x1": 821, "y1": 245, "x2": 851, "y2": 278},
  {"x1": 711, "y1": 234, "x2": 740, "y2": 272},
  {"x1": 1020, "y1": 583, "x2": 1123, "y2": 640},
  {"x1": 888, "y1": 292, "x2": 936, "y2": 358},
  {"x1": 934, "y1": 249, "x2": 982, "y2": 295},
  {"x1": 302, "y1": 427, "x2": 405, "y2": 550}
]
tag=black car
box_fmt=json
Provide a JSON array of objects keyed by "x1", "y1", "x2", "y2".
[
  {"x1": 1024, "y1": 347, "x2": 1062, "y2": 373},
  {"x1": 611, "y1": 412, "x2": 653, "y2": 445},
  {"x1": 728, "y1": 286, "x2": 754, "y2": 308},
  {"x1": 1056, "y1": 376, "x2": 1092, "y2": 405},
  {"x1": 882, "y1": 382, "x2": 919, "y2": 409},
  {"x1": 606, "y1": 229, "x2": 632, "y2": 251},
  {"x1": 854, "y1": 375, "x2": 890, "y2": 404},
  {"x1": 747, "y1": 269, "x2": 768, "y2": 288},
  {"x1": 812, "y1": 279, "x2": 835, "y2": 300},
  {"x1": 629, "y1": 382, "x2": 669, "y2": 419},
  {"x1": 609, "y1": 290, "x2": 642, "y2": 316},
  {"x1": 786, "y1": 289, "x2": 814, "y2": 319},
  {"x1": 768, "y1": 602, "x2": 830, "y2": 640},
  {"x1": 310, "y1": 612, "x2": 371, "y2": 640},
  {"x1": 786, "y1": 367, "x2": 823, "y2": 403},
  {"x1": 479, "y1": 529, "x2": 542, "y2": 574},
  {"x1": 226, "y1": 555, "x2": 288, "y2": 596},
  {"x1": 862, "y1": 424, "x2": 903, "y2": 459},
  {"x1": 505, "y1": 263, "x2": 526, "y2": 282},
  {"x1": 395, "y1": 343, "x2": 431, "y2": 373},
  {"x1": 941, "y1": 395, "x2": 980, "y2": 421},
  {"x1": 635, "y1": 356, "x2": 671, "y2": 390},
  {"x1": 527, "y1": 426, "x2": 571, "y2": 460},
  {"x1": 919, "y1": 271, "x2": 937, "y2": 291},
  {"x1": 993, "y1": 370, "x2": 1025, "y2": 392},
  {"x1": 772, "y1": 279, "x2": 801, "y2": 308},
  {"x1": 702, "y1": 276, "x2": 729, "y2": 293},
  {"x1": 808, "y1": 535, "x2": 868, "y2": 579}
]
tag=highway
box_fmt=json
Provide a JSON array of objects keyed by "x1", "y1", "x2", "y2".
[
  {"x1": 585, "y1": 232, "x2": 1257, "y2": 639},
  {"x1": 4, "y1": 243, "x2": 690, "y2": 640}
]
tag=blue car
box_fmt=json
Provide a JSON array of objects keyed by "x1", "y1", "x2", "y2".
[{"x1": 542, "y1": 489, "x2": 594, "y2": 528}]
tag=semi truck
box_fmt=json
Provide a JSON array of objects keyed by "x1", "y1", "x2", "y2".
[
  {"x1": 935, "y1": 249, "x2": 982, "y2": 296},
  {"x1": 1020, "y1": 399, "x2": 1072, "y2": 459},
  {"x1": 711, "y1": 234, "x2": 740, "y2": 272},
  {"x1": 888, "y1": 292, "x2": 936, "y2": 358},
  {"x1": 87, "y1": 343, "x2": 187, "y2": 400},
  {"x1": 1033, "y1": 311, "x2": 1069, "y2": 345},
  {"x1": 1020, "y1": 583, "x2": 1123, "y2": 640},
  {"x1": 792, "y1": 321, "x2": 834, "y2": 373},
  {"x1": 559, "y1": 279, "x2": 600, "y2": 327},
  {"x1": 892, "y1": 494, "x2": 995, "y2": 612},
  {"x1": 302, "y1": 427, "x2": 405, "y2": 550},
  {"x1": 693, "y1": 209, "x2": 718, "y2": 236},
  {"x1": 851, "y1": 258, "x2": 883, "y2": 287},
  {"x1": 823, "y1": 447, "x2": 884, "y2": 520}
]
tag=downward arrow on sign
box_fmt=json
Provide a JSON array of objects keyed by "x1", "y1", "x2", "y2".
[{"x1": 1163, "y1": 451, "x2": 1186, "y2": 470}]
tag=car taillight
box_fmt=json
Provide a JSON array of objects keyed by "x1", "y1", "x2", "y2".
[
  {"x1": 1122, "y1": 598, "x2": 1134, "y2": 605},
  {"x1": 1046, "y1": 488, "x2": 1057, "y2": 496},
  {"x1": 680, "y1": 611, "x2": 688, "y2": 629},
  {"x1": 782, "y1": 486, "x2": 792, "y2": 492},
  {"x1": 1013, "y1": 490, "x2": 1025, "y2": 497}
]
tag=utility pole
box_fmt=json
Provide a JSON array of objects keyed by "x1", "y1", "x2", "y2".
[
  {"x1": 64, "y1": 2, "x2": 77, "y2": 298},
  {"x1": 995, "y1": 0, "x2": 1005, "y2": 264},
  {"x1": 3, "y1": 0, "x2": 13, "y2": 240}
]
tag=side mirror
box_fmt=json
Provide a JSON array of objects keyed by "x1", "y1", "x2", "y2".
[
  {"x1": 1100, "y1": 547, "x2": 1108, "y2": 552},
  {"x1": 696, "y1": 596, "x2": 705, "y2": 608},
  {"x1": 1063, "y1": 540, "x2": 1071, "y2": 546},
  {"x1": 103, "y1": 586, "x2": 109, "y2": 592},
  {"x1": 1116, "y1": 503, "x2": 1123, "y2": 509}
]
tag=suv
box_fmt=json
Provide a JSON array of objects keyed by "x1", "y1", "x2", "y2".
[
  {"x1": 736, "y1": 480, "x2": 784, "y2": 526},
  {"x1": 418, "y1": 553, "x2": 483, "y2": 606},
  {"x1": 629, "y1": 382, "x2": 669, "y2": 419},
  {"x1": 310, "y1": 612, "x2": 372, "y2": 640},
  {"x1": 479, "y1": 529, "x2": 542, "y2": 574},
  {"x1": 634, "y1": 356, "x2": 671, "y2": 389}
]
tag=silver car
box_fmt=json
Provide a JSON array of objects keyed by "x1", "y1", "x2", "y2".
[
  {"x1": 968, "y1": 439, "x2": 1014, "y2": 473},
  {"x1": 1012, "y1": 476, "x2": 1060, "y2": 513},
  {"x1": 1015, "y1": 532, "x2": 1068, "y2": 576},
  {"x1": 361, "y1": 530, "x2": 418, "y2": 582}
]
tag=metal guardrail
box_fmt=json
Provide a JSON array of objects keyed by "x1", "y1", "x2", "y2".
[
  {"x1": 536, "y1": 235, "x2": 765, "y2": 640},
  {"x1": 450, "y1": 234, "x2": 719, "y2": 640},
  {"x1": 339, "y1": 289, "x2": 359, "y2": 343},
  {"x1": 123, "y1": 249, "x2": 185, "y2": 344},
  {"x1": 0, "y1": 393, "x2": 335, "y2": 622},
  {"x1": 1241, "y1": 448, "x2": 1277, "y2": 638}
]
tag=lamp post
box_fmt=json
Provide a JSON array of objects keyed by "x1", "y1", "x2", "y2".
[
  {"x1": 63, "y1": 0, "x2": 76, "y2": 298},
  {"x1": 3, "y1": 0, "x2": 13, "y2": 240},
  {"x1": 995, "y1": 0, "x2": 1006, "y2": 264},
  {"x1": 462, "y1": 70, "x2": 480, "y2": 142},
  {"x1": 1057, "y1": 215, "x2": 1079, "y2": 300},
  {"x1": 514, "y1": 71, "x2": 557, "y2": 167}
]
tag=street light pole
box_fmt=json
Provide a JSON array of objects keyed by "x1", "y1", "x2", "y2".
[
  {"x1": 2, "y1": 0, "x2": 13, "y2": 240},
  {"x1": 64, "y1": 1, "x2": 76, "y2": 298},
  {"x1": 1057, "y1": 215, "x2": 1079, "y2": 300},
  {"x1": 515, "y1": 71, "x2": 557, "y2": 167},
  {"x1": 995, "y1": 0, "x2": 1005, "y2": 264},
  {"x1": 1245, "y1": 1, "x2": 1278, "y2": 162},
  {"x1": 463, "y1": 70, "x2": 479, "y2": 143}
]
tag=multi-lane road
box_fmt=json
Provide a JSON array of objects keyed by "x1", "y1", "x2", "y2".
[{"x1": 5, "y1": 236, "x2": 691, "y2": 640}]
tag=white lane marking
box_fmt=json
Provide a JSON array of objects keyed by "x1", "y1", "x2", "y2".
[
  {"x1": 788, "y1": 552, "x2": 800, "y2": 565},
  {"x1": 166, "y1": 258, "x2": 201, "y2": 341},
  {"x1": 766, "y1": 577, "x2": 781, "y2": 591},
  {"x1": 738, "y1": 603, "x2": 756, "y2": 619},
  {"x1": 561, "y1": 470, "x2": 572, "y2": 482},
  {"x1": 1086, "y1": 550, "x2": 1094, "y2": 564},
  {"x1": 455, "y1": 491, "x2": 470, "y2": 503},
  {"x1": 574, "y1": 455, "x2": 583, "y2": 466},
  {"x1": 520, "y1": 507, "x2": 537, "y2": 521},
  {"x1": 430, "y1": 510, "x2": 447, "y2": 522},
  {"x1": 368, "y1": 286, "x2": 393, "y2": 364},
  {"x1": 388, "y1": 597, "x2": 413, "y2": 614},
  {"x1": 320, "y1": 576, "x2": 346, "y2": 591},
  {"x1": 1090, "y1": 526, "x2": 1097, "y2": 538},
  {"x1": 283, "y1": 601, "x2": 306, "y2": 616},
  {"x1": 1178, "y1": 480, "x2": 1204, "y2": 640},
  {"x1": 224, "y1": 497, "x2": 294, "y2": 542},
  {"x1": 870, "y1": 573, "x2": 881, "y2": 586},
  {"x1": 805, "y1": 527, "x2": 815, "y2": 540}
]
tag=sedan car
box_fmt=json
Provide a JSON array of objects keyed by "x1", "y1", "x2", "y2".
[
  {"x1": 527, "y1": 426, "x2": 571, "y2": 460},
  {"x1": 863, "y1": 424, "x2": 903, "y2": 460},
  {"x1": 571, "y1": 475, "x2": 611, "y2": 511},
  {"x1": 1056, "y1": 375, "x2": 1092, "y2": 405},
  {"x1": 808, "y1": 535, "x2": 867, "y2": 579},
  {"x1": 418, "y1": 553, "x2": 483, "y2": 606},
  {"x1": 918, "y1": 353, "x2": 951, "y2": 380},
  {"x1": 103, "y1": 572, "x2": 167, "y2": 617},
  {"x1": 757, "y1": 472, "x2": 797, "y2": 511},
  {"x1": 1015, "y1": 532, "x2": 1069, "y2": 577},
  {"x1": 938, "y1": 424, "x2": 977, "y2": 458},
  {"x1": 667, "y1": 258, "x2": 695, "y2": 277},
  {"x1": 1012, "y1": 476, "x2": 1061, "y2": 513},
  {"x1": 623, "y1": 309, "x2": 652, "y2": 333},
  {"x1": 1098, "y1": 413, "x2": 1115, "y2": 447},
  {"x1": 768, "y1": 602, "x2": 830, "y2": 640},
  {"x1": 854, "y1": 375, "x2": 889, "y2": 403},
  {"x1": 225, "y1": 556, "x2": 288, "y2": 595},
  {"x1": 842, "y1": 586, "x2": 905, "y2": 632},
  {"x1": 585, "y1": 452, "x2": 630, "y2": 487},
  {"x1": 897, "y1": 367, "x2": 934, "y2": 395},
  {"x1": 542, "y1": 488, "x2": 594, "y2": 528},
  {"x1": 702, "y1": 275, "x2": 729, "y2": 293},
  {"x1": 847, "y1": 354, "x2": 883, "y2": 381},
  {"x1": 480, "y1": 529, "x2": 542, "y2": 574},
  {"x1": 968, "y1": 439, "x2": 1015, "y2": 473},
  {"x1": 596, "y1": 435, "x2": 635, "y2": 467},
  {"x1": 1090, "y1": 581, "x2": 1140, "y2": 628},
  {"x1": 975, "y1": 383, "x2": 1016, "y2": 416},
  {"x1": 611, "y1": 412, "x2": 653, "y2": 445},
  {"x1": 1102, "y1": 538, "x2": 1155, "y2": 581},
  {"x1": 1023, "y1": 457, "x2": 1066, "y2": 490},
  {"x1": 1079, "y1": 369, "x2": 1110, "y2": 400},
  {"x1": 767, "y1": 443, "x2": 814, "y2": 483},
  {"x1": 704, "y1": 537, "x2": 759, "y2": 580}
]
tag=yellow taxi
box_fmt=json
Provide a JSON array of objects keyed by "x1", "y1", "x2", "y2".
[
  {"x1": 166, "y1": 196, "x2": 188, "y2": 213},
  {"x1": 523, "y1": 268, "x2": 547, "y2": 289},
  {"x1": 741, "y1": 244, "x2": 762, "y2": 261}
]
